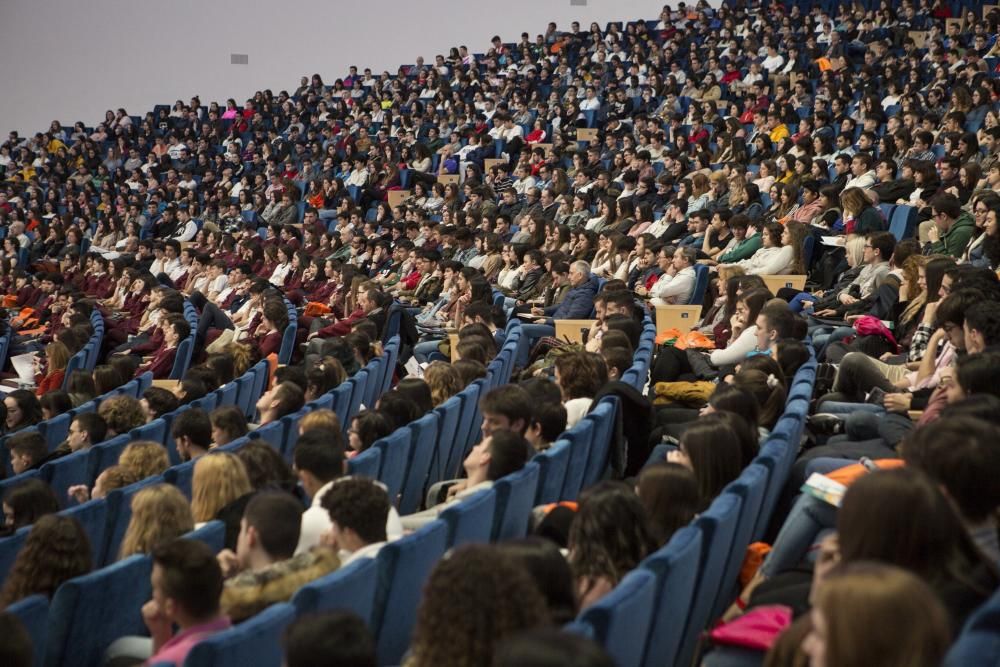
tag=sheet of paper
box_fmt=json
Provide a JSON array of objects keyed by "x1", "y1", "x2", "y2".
[
  {"x1": 821, "y1": 236, "x2": 845, "y2": 247},
  {"x1": 11, "y1": 353, "x2": 36, "y2": 382}
]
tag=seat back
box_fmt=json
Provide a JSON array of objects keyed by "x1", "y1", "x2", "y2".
[
  {"x1": 582, "y1": 398, "x2": 617, "y2": 487},
  {"x1": 184, "y1": 602, "x2": 297, "y2": 667},
  {"x1": 430, "y1": 396, "x2": 462, "y2": 484},
  {"x1": 291, "y1": 555, "x2": 379, "y2": 620},
  {"x1": 216, "y1": 380, "x2": 239, "y2": 408},
  {"x1": 439, "y1": 488, "x2": 498, "y2": 548},
  {"x1": 39, "y1": 449, "x2": 95, "y2": 506},
  {"x1": 534, "y1": 439, "x2": 571, "y2": 505},
  {"x1": 944, "y1": 587, "x2": 1000, "y2": 667},
  {"x1": 250, "y1": 420, "x2": 284, "y2": 451},
  {"x1": 60, "y1": 498, "x2": 107, "y2": 567},
  {"x1": 8, "y1": 594, "x2": 48, "y2": 667},
  {"x1": 0, "y1": 526, "x2": 30, "y2": 586},
  {"x1": 560, "y1": 419, "x2": 595, "y2": 501},
  {"x1": 380, "y1": 336, "x2": 400, "y2": 396},
  {"x1": 277, "y1": 320, "x2": 298, "y2": 364},
  {"x1": 711, "y1": 465, "x2": 769, "y2": 621},
  {"x1": 347, "y1": 446, "x2": 381, "y2": 479},
  {"x1": 44, "y1": 413, "x2": 72, "y2": 450},
  {"x1": 347, "y1": 368, "x2": 369, "y2": 423},
  {"x1": 330, "y1": 382, "x2": 353, "y2": 436},
  {"x1": 400, "y1": 412, "x2": 440, "y2": 514},
  {"x1": 690, "y1": 263, "x2": 710, "y2": 305},
  {"x1": 103, "y1": 475, "x2": 166, "y2": 565},
  {"x1": 447, "y1": 381, "x2": 481, "y2": 478},
  {"x1": 164, "y1": 458, "x2": 197, "y2": 498},
  {"x1": 45, "y1": 554, "x2": 153, "y2": 667},
  {"x1": 372, "y1": 429, "x2": 412, "y2": 507},
  {"x1": 641, "y1": 526, "x2": 704, "y2": 667},
  {"x1": 491, "y1": 461, "x2": 541, "y2": 541},
  {"x1": 579, "y1": 569, "x2": 658, "y2": 667},
  {"x1": 167, "y1": 337, "x2": 194, "y2": 379},
  {"x1": 130, "y1": 417, "x2": 167, "y2": 446},
  {"x1": 753, "y1": 436, "x2": 793, "y2": 542},
  {"x1": 677, "y1": 493, "x2": 742, "y2": 667},
  {"x1": 373, "y1": 520, "x2": 449, "y2": 666},
  {"x1": 247, "y1": 360, "x2": 270, "y2": 420},
  {"x1": 362, "y1": 356, "x2": 384, "y2": 410},
  {"x1": 90, "y1": 434, "x2": 132, "y2": 480},
  {"x1": 183, "y1": 520, "x2": 226, "y2": 553}
]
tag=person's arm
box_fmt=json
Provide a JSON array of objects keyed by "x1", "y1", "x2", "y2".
[
  {"x1": 914, "y1": 328, "x2": 947, "y2": 385},
  {"x1": 709, "y1": 325, "x2": 757, "y2": 366}
]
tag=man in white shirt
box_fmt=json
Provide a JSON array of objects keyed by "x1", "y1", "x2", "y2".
[
  {"x1": 647, "y1": 246, "x2": 697, "y2": 305},
  {"x1": 579, "y1": 87, "x2": 601, "y2": 112},
  {"x1": 292, "y1": 428, "x2": 402, "y2": 556},
  {"x1": 319, "y1": 476, "x2": 391, "y2": 566},
  {"x1": 761, "y1": 46, "x2": 785, "y2": 73},
  {"x1": 843, "y1": 153, "x2": 877, "y2": 190}
]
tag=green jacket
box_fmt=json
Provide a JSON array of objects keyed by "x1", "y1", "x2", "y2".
[
  {"x1": 927, "y1": 212, "x2": 975, "y2": 258},
  {"x1": 718, "y1": 232, "x2": 763, "y2": 264}
]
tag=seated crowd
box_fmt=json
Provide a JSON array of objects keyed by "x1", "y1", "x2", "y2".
[{"x1": 1, "y1": 0, "x2": 1000, "y2": 665}]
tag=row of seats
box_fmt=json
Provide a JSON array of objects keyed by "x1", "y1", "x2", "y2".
[{"x1": 567, "y1": 356, "x2": 818, "y2": 667}]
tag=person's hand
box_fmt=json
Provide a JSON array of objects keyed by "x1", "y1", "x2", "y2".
[
  {"x1": 883, "y1": 392, "x2": 913, "y2": 413},
  {"x1": 666, "y1": 448, "x2": 692, "y2": 469},
  {"x1": 307, "y1": 331, "x2": 319, "y2": 340},
  {"x1": 531, "y1": 306, "x2": 543, "y2": 315},
  {"x1": 216, "y1": 549, "x2": 241, "y2": 578},
  {"x1": 815, "y1": 308, "x2": 838, "y2": 317},
  {"x1": 801, "y1": 300, "x2": 814, "y2": 310},
  {"x1": 142, "y1": 598, "x2": 173, "y2": 646},
  {"x1": 922, "y1": 300, "x2": 940, "y2": 324},
  {"x1": 446, "y1": 480, "x2": 469, "y2": 500},
  {"x1": 810, "y1": 533, "x2": 841, "y2": 605},
  {"x1": 879, "y1": 351, "x2": 894, "y2": 361},
  {"x1": 838, "y1": 293, "x2": 857, "y2": 305},
  {"x1": 635, "y1": 286, "x2": 647, "y2": 296},
  {"x1": 928, "y1": 225, "x2": 940, "y2": 243},
  {"x1": 67, "y1": 484, "x2": 90, "y2": 504}
]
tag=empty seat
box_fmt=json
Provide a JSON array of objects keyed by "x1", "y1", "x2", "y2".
[
  {"x1": 45, "y1": 553, "x2": 153, "y2": 667},
  {"x1": 578, "y1": 569, "x2": 658, "y2": 667},
  {"x1": 291, "y1": 556, "x2": 379, "y2": 620},
  {"x1": 372, "y1": 520, "x2": 449, "y2": 666},
  {"x1": 184, "y1": 602, "x2": 297, "y2": 667}
]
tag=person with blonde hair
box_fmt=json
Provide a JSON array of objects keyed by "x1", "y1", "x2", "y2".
[
  {"x1": 191, "y1": 452, "x2": 252, "y2": 526},
  {"x1": 800, "y1": 562, "x2": 951, "y2": 667},
  {"x1": 423, "y1": 361, "x2": 462, "y2": 406},
  {"x1": 34, "y1": 341, "x2": 70, "y2": 396},
  {"x1": 119, "y1": 440, "x2": 170, "y2": 480},
  {"x1": 118, "y1": 484, "x2": 194, "y2": 559}
]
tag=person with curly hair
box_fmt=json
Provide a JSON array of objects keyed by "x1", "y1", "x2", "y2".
[
  {"x1": 118, "y1": 484, "x2": 195, "y2": 560},
  {"x1": 568, "y1": 481, "x2": 657, "y2": 609},
  {"x1": 422, "y1": 361, "x2": 463, "y2": 407},
  {"x1": 406, "y1": 544, "x2": 550, "y2": 667},
  {"x1": 98, "y1": 395, "x2": 147, "y2": 438},
  {"x1": 0, "y1": 515, "x2": 92, "y2": 606}
]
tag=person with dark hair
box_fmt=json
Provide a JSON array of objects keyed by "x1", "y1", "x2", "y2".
[
  {"x1": 214, "y1": 491, "x2": 336, "y2": 622},
  {"x1": 479, "y1": 384, "x2": 533, "y2": 437},
  {"x1": 292, "y1": 427, "x2": 402, "y2": 555},
  {"x1": 4, "y1": 389, "x2": 41, "y2": 434},
  {"x1": 171, "y1": 408, "x2": 213, "y2": 461},
  {"x1": 636, "y1": 462, "x2": 700, "y2": 547},
  {"x1": 901, "y1": 416, "x2": 1000, "y2": 564},
  {"x1": 118, "y1": 539, "x2": 230, "y2": 666},
  {"x1": 1, "y1": 478, "x2": 60, "y2": 536},
  {"x1": 284, "y1": 611, "x2": 376, "y2": 667},
  {"x1": 568, "y1": 481, "x2": 657, "y2": 609},
  {"x1": 755, "y1": 301, "x2": 798, "y2": 354},
  {"x1": 493, "y1": 629, "x2": 615, "y2": 667},
  {"x1": 0, "y1": 515, "x2": 92, "y2": 606},
  {"x1": 256, "y1": 381, "x2": 305, "y2": 425},
  {"x1": 404, "y1": 429, "x2": 529, "y2": 528},
  {"x1": 209, "y1": 406, "x2": 249, "y2": 447},
  {"x1": 141, "y1": 386, "x2": 179, "y2": 421},
  {"x1": 8, "y1": 430, "x2": 48, "y2": 474},
  {"x1": 320, "y1": 477, "x2": 390, "y2": 563},
  {"x1": 346, "y1": 410, "x2": 392, "y2": 456},
  {"x1": 525, "y1": 402, "x2": 568, "y2": 452},
  {"x1": 408, "y1": 544, "x2": 550, "y2": 667},
  {"x1": 0, "y1": 612, "x2": 32, "y2": 667},
  {"x1": 496, "y1": 538, "x2": 578, "y2": 625},
  {"x1": 667, "y1": 414, "x2": 744, "y2": 510},
  {"x1": 927, "y1": 192, "x2": 975, "y2": 257}
]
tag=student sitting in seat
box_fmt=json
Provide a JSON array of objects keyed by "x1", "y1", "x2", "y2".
[
  {"x1": 402, "y1": 429, "x2": 529, "y2": 530},
  {"x1": 215, "y1": 491, "x2": 339, "y2": 623}
]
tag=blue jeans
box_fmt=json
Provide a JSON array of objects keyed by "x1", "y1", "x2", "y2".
[
  {"x1": 760, "y1": 492, "x2": 839, "y2": 578},
  {"x1": 413, "y1": 338, "x2": 445, "y2": 363},
  {"x1": 810, "y1": 325, "x2": 855, "y2": 359},
  {"x1": 787, "y1": 292, "x2": 815, "y2": 314},
  {"x1": 817, "y1": 401, "x2": 885, "y2": 416}
]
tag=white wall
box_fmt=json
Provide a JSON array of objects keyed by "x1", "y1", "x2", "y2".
[{"x1": 0, "y1": 0, "x2": 669, "y2": 136}]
